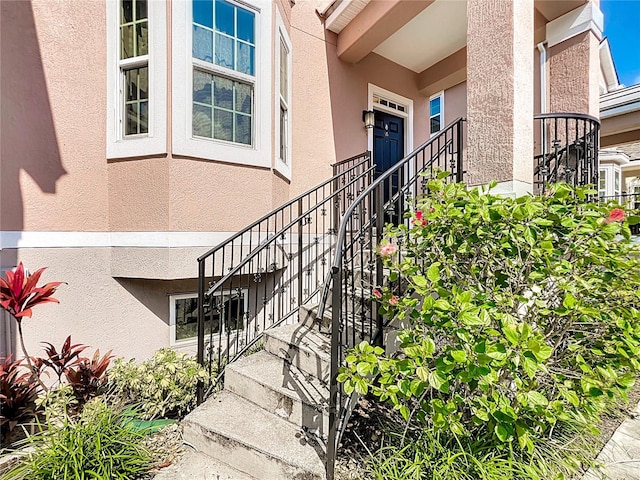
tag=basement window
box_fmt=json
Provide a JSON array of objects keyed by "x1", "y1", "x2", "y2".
[{"x1": 170, "y1": 291, "x2": 247, "y2": 345}]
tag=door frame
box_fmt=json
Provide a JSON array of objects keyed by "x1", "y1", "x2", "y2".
[{"x1": 367, "y1": 83, "x2": 414, "y2": 158}]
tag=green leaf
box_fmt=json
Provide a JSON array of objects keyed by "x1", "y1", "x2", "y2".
[
  {"x1": 502, "y1": 323, "x2": 519, "y2": 346},
  {"x1": 427, "y1": 264, "x2": 441, "y2": 283},
  {"x1": 416, "y1": 366, "x2": 429, "y2": 382},
  {"x1": 495, "y1": 423, "x2": 511, "y2": 442},
  {"x1": 563, "y1": 293, "x2": 577, "y2": 309},
  {"x1": 412, "y1": 275, "x2": 427, "y2": 288},
  {"x1": 450, "y1": 350, "x2": 467, "y2": 363},
  {"x1": 428, "y1": 371, "x2": 447, "y2": 392},
  {"x1": 356, "y1": 362, "x2": 371, "y2": 377}
]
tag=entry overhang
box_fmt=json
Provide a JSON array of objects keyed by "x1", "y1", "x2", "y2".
[{"x1": 335, "y1": 0, "x2": 433, "y2": 64}]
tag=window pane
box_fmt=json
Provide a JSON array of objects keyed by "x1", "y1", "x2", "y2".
[
  {"x1": 193, "y1": 71, "x2": 253, "y2": 145},
  {"x1": 125, "y1": 69, "x2": 138, "y2": 102},
  {"x1": 214, "y1": 109, "x2": 233, "y2": 142},
  {"x1": 280, "y1": 40, "x2": 287, "y2": 101},
  {"x1": 430, "y1": 117, "x2": 440, "y2": 134},
  {"x1": 121, "y1": 0, "x2": 133, "y2": 23},
  {"x1": 137, "y1": 21, "x2": 148, "y2": 56},
  {"x1": 599, "y1": 170, "x2": 606, "y2": 190},
  {"x1": 430, "y1": 97, "x2": 440, "y2": 116},
  {"x1": 213, "y1": 76, "x2": 233, "y2": 110},
  {"x1": 280, "y1": 106, "x2": 287, "y2": 162},
  {"x1": 215, "y1": 33, "x2": 234, "y2": 69},
  {"x1": 175, "y1": 297, "x2": 222, "y2": 341},
  {"x1": 139, "y1": 101, "x2": 148, "y2": 133},
  {"x1": 126, "y1": 103, "x2": 139, "y2": 135},
  {"x1": 121, "y1": 24, "x2": 134, "y2": 59},
  {"x1": 193, "y1": 25, "x2": 213, "y2": 62},
  {"x1": 215, "y1": 0, "x2": 235, "y2": 36},
  {"x1": 235, "y1": 114, "x2": 251, "y2": 145},
  {"x1": 236, "y1": 42, "x2": 254, "y2": 75},
  {"x1": 136, "y1": 0, "x2": 147, "y2": 21},
  {"x1": 236, "y1": 7, "x2": 255, "y2": 44},
  {"x1": 193, "y1": 104, "x2": 212, "y2": 137},
  {"x1": 139, "y1": 67, "x2": 148, "y2": 100},
  {"x1": 235, "y1": 82, "x2": 251, "y2": 114},
  {"x1": 193, "y1": 0, "x2": 213, "y2": 28},
  {"x1": 193, "y1": 70, "x2": 212, "y2": 105}
]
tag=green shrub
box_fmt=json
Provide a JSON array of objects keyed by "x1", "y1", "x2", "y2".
[
  {"x1": 107, "y1": 348, "x2": 208, "y2": 419},
  {"x1": 339, "y1": 179, "x2": 640, "y2": 455},
  {"x1": 2, "y1": 399, "x2": 152, "y2": 480}
]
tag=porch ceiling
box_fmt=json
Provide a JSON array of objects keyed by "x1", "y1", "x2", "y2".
[
  {"x1": 372, "y1": 0, "x2": 467, "y2": 73},
  {"x1": 325, "y1": 0, "x2": 590, "y2": 73}
]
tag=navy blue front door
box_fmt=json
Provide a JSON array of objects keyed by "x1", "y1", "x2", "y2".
[{"x1": 373, "y1": 111, "x2": 404, "y2": 222}]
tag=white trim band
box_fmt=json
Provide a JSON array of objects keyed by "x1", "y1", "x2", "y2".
[
  {"x1": 546, "y1": 2, "x2": 603, "y2": 49},
  {"x1": 0, "y1": 231, "x2": 237, "y2": 249}
]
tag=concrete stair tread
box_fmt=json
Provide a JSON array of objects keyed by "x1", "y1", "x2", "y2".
[
  {"x1": 184, "y1": 391, "x2": 325, "y2": 478},
  {"x1": 226, "y1": 350, "x2": 329, "y2": 408},
  {"x1": 152, "y1": 450, "x2": 257, "y2": 480},
  {"x1": 264, "y1": 323, "x2": 331, "y2": 361}
]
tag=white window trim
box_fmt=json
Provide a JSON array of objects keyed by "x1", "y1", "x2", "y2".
[
  {"x1": 429, "y1": 90, "x2": 444, "y2": 137},
  {"x1": 169, "y1": 290, "x2": 249, "y2": 347},
  {"x1": 366, "y1": 83, "x2": 413, "y2": 155},
  {"x1": 106, "y1": 0, "x2": 167, "y2": 159},
  {"x1": 172, "y1": 0, "x2": 272, "y2": 168},
  {"x1": 274, "y1": 8, "x2": 292, "y2": 180}
]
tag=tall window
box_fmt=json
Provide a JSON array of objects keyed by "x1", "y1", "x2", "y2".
[
  {"x1": 279, "y1": 38, "x2": 289, "y2": 163},
  {"x1": 192, "y1": 0, "x2": 255, "y2": 145},
  {"x1": 429, "y1": 92, "x2": 443, "y2": 135},
  {"x1": 598, "y1": 168, "x2": 607, "y2": 198},
  {"x1": 120, "y1": 0, "x2": 149, "y2": 136}
]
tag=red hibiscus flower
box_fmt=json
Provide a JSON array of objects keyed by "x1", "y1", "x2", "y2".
[
  {"x1": 372, "y1": 288, "x2": 383, "y2": 299},
  {"x1": 605, "y1": 208, "x2": 625, "y2": 224},
  {"x1": 412, "y1": 211, "x2": 427, "y2": 227}
]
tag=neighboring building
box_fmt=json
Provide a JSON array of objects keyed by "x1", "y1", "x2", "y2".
[{"x1": 0, "y1": 0, "x2": 609, "y2": 360}]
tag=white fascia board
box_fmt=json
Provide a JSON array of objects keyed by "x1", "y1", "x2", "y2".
[{"x1": 546, "y1": 2, "x2": 603, "y2": 48}]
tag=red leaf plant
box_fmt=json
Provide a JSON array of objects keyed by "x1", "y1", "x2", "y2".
[
  {"x1": 0, "y1": 356, "x2": 39, "y2": 434},
  {"x1": 0, "y1": 263, "x2": 64, "y2": 392},
  {"x1": 40, "y1": 336, "x2": 88, "y2": 384},
  {"x1": 65, "y1": 349, "x2": 114, "y2": 402}
]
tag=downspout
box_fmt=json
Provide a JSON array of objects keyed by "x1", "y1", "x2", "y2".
[
  {"x1": 537, "y1": 42, "x2": 547, "y2": 114},
  {"x1": 537, "y1": 42, "x2": 548, "y2": 153}
]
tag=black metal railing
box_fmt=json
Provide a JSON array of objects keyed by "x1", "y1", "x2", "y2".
[
  {"x1": 601, "y1": 192, "x2": 640, "y2": 235},
  {"x1": 196, "y1": 152, "x2": 373, "y2": 399},
  {"x1": 322, "y1": 118, "x2": 466, "y2": 479},
  {"x1": 534, "y1": 113, "x2": 600, "y2": 193}
]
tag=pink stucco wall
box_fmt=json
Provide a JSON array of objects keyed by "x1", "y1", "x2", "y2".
[{"x1": 1, "y1": 0, "x2": 108, "y2": 232}]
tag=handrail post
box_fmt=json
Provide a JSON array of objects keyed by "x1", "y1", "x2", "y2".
[
  {"x1": 374, "y1": 186, "x2": 384, "y2": 346},
  {"x1": 196, "y1": 258, "x2": 206, "y2": 404},
  {"x1": 456, "y1": 119, "x2": 464, "y2": 183},
  {"x1": 326, "y1": 267, "x2": 341, "y2": 480},
  {"x1": 298, "y1": 198, "x2": 304, "y2": 307}
]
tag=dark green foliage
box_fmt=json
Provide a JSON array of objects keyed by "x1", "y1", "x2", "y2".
[{"x1": 339, "y1": 179, "x2": 640, "y2": 469}]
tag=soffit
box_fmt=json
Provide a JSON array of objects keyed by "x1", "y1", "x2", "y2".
[
  {"x1": 325, "y1": 0, "x2": 371, "y2": 34},
  {"x1": 371, "y1": 0, "x2": 467, "y2": 73},
  {"x1": 535, "y1": 0, "x2": 587, "y2": 22}
]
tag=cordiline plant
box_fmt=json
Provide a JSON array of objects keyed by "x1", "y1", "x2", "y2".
[
  {"x1": 0, "y1": 263, "x2": 63, "y2": 392},
  {"x1": 0, "y1": 356, "x2": 39, "y2": 434},
  {"x1": 338, "y1": 178, "x2": 640, "y2": 456}
]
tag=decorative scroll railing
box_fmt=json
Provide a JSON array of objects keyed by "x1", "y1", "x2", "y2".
[
  {"x1": 321, "y1": 118, "x2": 466, "y2": 479},
  {"x1": 534, "y1": 113, "x2": 600, "y2": 193},
  {"x1": 196, "y1": 152, "x2": 373, "y2": 399}
]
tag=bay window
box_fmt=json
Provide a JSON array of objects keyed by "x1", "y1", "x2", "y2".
[{"x1": 172, "y1": 0, "x2": 272, "y2": 167}]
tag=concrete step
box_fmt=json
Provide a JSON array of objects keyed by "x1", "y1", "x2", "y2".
[
  {"x1": 264, "y1": 323, "x2": 331, "y2": 383},
  {"x1": 225, "y1": 350, "x2": 330, "y2": 436},
  {"x1": 183, "y1": 391, "x2": 325, "y2": 480},
  {"x1": 153, "y1": 450, "x2": 257, "y2": 480}
]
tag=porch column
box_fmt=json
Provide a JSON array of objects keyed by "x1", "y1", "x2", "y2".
[
  {"x1": 546, "y1": 2, "x2": 603, "y2": 116},
  {"x1": 466, "y1": 0, "x2": 534, "y2": 194}
]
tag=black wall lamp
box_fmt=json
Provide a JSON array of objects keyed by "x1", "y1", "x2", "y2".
[{"x1": 362, "y1": 110, "x2": 375, "y2": 129}]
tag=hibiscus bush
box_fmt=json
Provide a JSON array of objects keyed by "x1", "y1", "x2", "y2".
[{"x1": 339, "y1": 178, "x2": 640, "y2": 458}]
